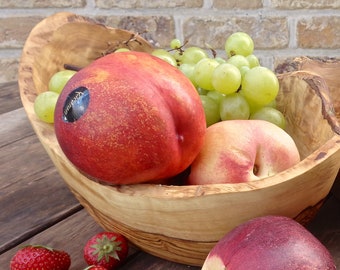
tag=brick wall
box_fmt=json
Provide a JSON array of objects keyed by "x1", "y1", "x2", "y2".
[{"x1": 0, "y1": 0, "x2": 339, "y2": 83}]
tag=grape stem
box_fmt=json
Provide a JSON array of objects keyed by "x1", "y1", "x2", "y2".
[
  {"x1": 101, "y1": 31, "x2": 148, "y2": 56},
  {"x1": 204, "y1": 42, "x2": 217, "y2": 58},
  {"x1": 168, "y1": 40, "x2": 189, "y2": 54},
  {"x1": 123, "y1": 31, "x2": 146, "y2": 47},
  {"x1": 64, "y1": 31, "x2": 148, "y2": 71},
  {"x1": 64, "y1": 64, "x2": 82, "y2": 71}
]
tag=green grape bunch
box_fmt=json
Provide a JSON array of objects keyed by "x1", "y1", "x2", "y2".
[{"x1": 151, "y1": 32, "x2": 285, "y2": 129}]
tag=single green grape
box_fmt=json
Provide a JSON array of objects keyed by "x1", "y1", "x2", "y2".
[
  {"x1": 250, "y1": 106, "x2": 286, "y2": 129},
  {"x1": 219, "y1": 92, "x2": 250, "y2": 121},
  {"x1": 200, "y1": 95, "x2": 221, "y2": 127},
  {"x1": 239, "y1": 66, "x2": 250, "y2": 79},
  {"x1": 181, "y1": 46, "x2": 208, "y2": 64},
  {"x1": 170, "y1": 38, "x2": 182, "y2": 49},
  {"x1": 215, "y1": 57, "x2": 226, "y2": 64},
  {"x1": 225, "y1": 32, "x2": 254, "y2": 57},
  {"x1": 246, "y1": 54, "x2": 260, "y2": 68},
  {"x1": 48, "y1": 70, "x2": 77, "y2": 94},
  {"x1": 212, "y1": 63, "x2": 241, "y2": 95},
  {"x1": 265, "y1": 99, "x2": 277, "y2": 108},
  {"x1": 34, "y1": 91, "x2": 59, "y2": 123},
  {"x1": 179, "y1": 63, "x2": 198, "y2": 87},
  {"x1": 238, "y1": 89, "x2": 263, "y2": 113},
  {"x1": 151, "y1": 49, "x2": 177, "y2": 66},
  {"x1": 246, "y1": 98, "x2": 264, "y2": 113},
  {"x1": 193, "y1": 58, "x2": 220, "y2": 91},
  {"x1": 239, "y1": 89, "x2": 276, "y2": 112},
  {"x1": 241, "y1": 66, "x2": 279, "y2": 106},
  {"x1": 173, "y1": 50, "x2": 184, "y2": 64},
  {"x1": 206, "y1": 90, "x2": 225, "y2": 105},
  {"x1": 227, "y1": 55, "x2": 250, "y2": 70}
]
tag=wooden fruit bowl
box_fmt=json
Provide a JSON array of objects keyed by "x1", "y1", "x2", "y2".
[{"x1": 19, "y1": 12, "x2": 340, "y2": 266}]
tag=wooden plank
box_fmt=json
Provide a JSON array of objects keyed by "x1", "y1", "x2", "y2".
[
  {"x1": 0, "y1": 82, "x2": 21, "y2": 114},
  {"x1": 0, "y1": 134, "x2": 56, "y2": 186},
  {"x1": 0, "y1": 210, "x2": 141, "y2": 270},
  {"x1": 0, "y1": 108, "x2": 34, "y2": 147},
  {"x1": 0, "y1": 107, "x2": 81, "y2": 253},
  {"x1": 0, "y1": 167, "x2": 82, "y2": 253}
]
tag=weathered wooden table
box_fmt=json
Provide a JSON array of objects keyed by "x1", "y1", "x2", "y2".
[{"x1": 1, "y1": 81, "x2": 340, "y2": 269}]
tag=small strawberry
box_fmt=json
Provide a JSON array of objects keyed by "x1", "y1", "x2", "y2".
[
  {"x1": 83, "y1": 265, "x2": 108, "y2": 270},
  {"x1": 84, "y1": 232, "x2": 128, "y2": 270},
  {"x1": 10, "y1": 244, "x2": 71, "y2": 270}
]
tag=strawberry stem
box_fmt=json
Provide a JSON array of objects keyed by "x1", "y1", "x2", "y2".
[{"x1": 91, "y1": 235, "x2": 122, "y2": 262}]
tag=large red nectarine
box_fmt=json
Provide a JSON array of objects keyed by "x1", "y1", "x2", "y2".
[
  {"x1": 54, "y1": 51, "x2": 206, "y2": 185},
  {"x1": 202, "y1": 215, "x2": 336, "y2": 270}
]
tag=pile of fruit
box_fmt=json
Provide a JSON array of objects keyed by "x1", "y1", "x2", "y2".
[
  {"x1": 25, "y1": 27, "x2": 337, "y2": 270},
  {"x1": 33, "y1": 31, "x2": 301, "y2": 186}
]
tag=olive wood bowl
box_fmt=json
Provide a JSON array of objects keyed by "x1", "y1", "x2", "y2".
[{"x1": 19, "y1": 12, "x2": 340, "y2": 266}]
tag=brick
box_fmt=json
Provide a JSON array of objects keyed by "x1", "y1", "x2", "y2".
[
  {"x1": 271, "y1": 0, "x2": 340, "y2": 9},
  {"x1": 0, "y1": 58, "x2": 19, "y2": 83},
  {"x1": 95, "y1": 0, "x2": 202, "y2": 8},
  {"x1": 213, "y1": 0, "x2": 263, "y2": 9},
  {"x1": 0, "y1": 16, "x2": 44, "y2": 49},
  {"x1": 297, "y1": 16, "x2": 340, "y2": 49},
  {"x1": 0, "y1": 0, "x2": 86, "y2": 8},
  {"x1": 182, "y1": 16, "x2": 289, "y2": 50},
  {"x1": 100, "y1": 16, "x2": 176, "y2": 48},
  {"x1": 0, "y1": 1, "x2": 338, "y2": 85}
]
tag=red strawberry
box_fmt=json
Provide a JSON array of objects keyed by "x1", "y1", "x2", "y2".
[
  {"x1": 83, "y1": 266, "x2": 108, "y2": 270},
  {"x1": 10, "y1": 244, "x2": 71, "y2": 270},
  {"x1": 84, "y1": 232, "x2": 128, "y2": 270}
]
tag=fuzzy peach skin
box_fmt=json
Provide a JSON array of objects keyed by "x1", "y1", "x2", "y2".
[
  {"x1": 54, "y1": 51, "x2": 206, "y2": 185},
  {"x1": 188, "y1": 120, "x2": 300, "y2": 184}
]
